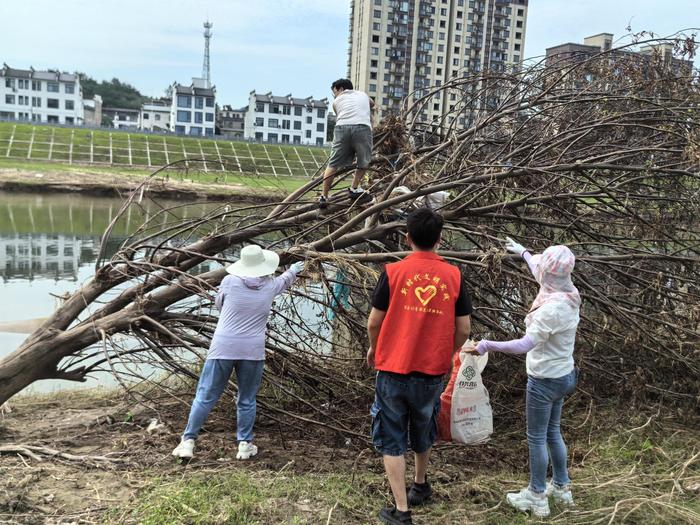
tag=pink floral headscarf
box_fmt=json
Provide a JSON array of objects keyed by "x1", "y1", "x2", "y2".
[{"x1": 529, "y1": 245, "x2": 581, "y2": 311}]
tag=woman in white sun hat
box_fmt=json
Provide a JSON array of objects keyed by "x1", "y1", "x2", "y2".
[
  {"x1": 473, "y1": 239, "x2": 581, "y2": 518},
  {"x1": 172, "y1": 245, "x2": 304, "y2": 461}
]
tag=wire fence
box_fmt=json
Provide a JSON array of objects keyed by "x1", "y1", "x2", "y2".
[{"x1": 0, "y1": 123, "x2": 330, "y2": 177}]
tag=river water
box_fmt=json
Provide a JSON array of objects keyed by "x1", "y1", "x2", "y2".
[{"x1": 0, "y1": 190, "x2": 329, "y2": 394}]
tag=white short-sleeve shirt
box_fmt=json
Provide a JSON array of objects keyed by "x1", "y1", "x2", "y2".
[{"x1": 525, "y1": 301, "x2": 580, "y2": 378}]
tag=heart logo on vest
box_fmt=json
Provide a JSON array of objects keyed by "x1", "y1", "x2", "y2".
[{"x1": 414, "y1": 285, "x2": 437, "y2": 306}]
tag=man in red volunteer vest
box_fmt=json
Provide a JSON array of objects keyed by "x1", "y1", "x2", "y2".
[{"x1": 367, "y1": 208, "x2": 472, "y2": 525}]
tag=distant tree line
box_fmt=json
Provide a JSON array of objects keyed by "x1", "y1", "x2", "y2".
[{"x1": 77, "y1": 72, "x2": 147, "y2": 110}]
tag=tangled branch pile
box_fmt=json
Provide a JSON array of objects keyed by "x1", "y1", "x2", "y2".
[{"x1": 1, "y1": 35, "x2": 698, "y2": 437}]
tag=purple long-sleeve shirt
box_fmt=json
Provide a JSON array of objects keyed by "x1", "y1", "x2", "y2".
[{"x1": 207, "y1": 270, "x2": 298, "y2": 361}]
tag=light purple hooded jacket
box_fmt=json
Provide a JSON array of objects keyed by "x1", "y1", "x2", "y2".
[{"x1": 207, "y1": 270, "x2": 298, "y2": 361}]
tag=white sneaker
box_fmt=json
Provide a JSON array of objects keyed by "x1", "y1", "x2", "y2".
[
  {"x1": 171, "y1": 438, "x2": 195, "y2": 459},
  {"x1": 236, "y1": 441, "x2": 258, "y2": 460},
  {"x1": 546, "y1": 481, "x2": 575, "y2": 506},
  {"x1": 506, "y1": 487, "x2": 550, "y2": 517}
]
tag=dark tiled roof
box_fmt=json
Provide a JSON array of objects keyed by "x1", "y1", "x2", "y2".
[
  {"x1": 250, "y1": 91, "x2": 328, "y2": 109},
  {"x1": 1, "y1": 64, "x2": 77, "y2": 82},
  {"x1": 173, "y1": 83, "x2": 216, "y2": 97}
]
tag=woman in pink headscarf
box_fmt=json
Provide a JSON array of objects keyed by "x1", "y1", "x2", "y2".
[{"x1": 475, "y1": 239, "x2": 581, "y2": 518}]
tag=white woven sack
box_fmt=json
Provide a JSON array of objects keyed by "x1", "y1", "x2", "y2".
[{"x1": 450, "y1": 351, "x2": 493, "y2": 444}]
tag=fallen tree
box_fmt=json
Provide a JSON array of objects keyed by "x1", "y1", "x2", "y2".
[{"x1": 1, "y1": 35, "x2": 698, "y2": 434}]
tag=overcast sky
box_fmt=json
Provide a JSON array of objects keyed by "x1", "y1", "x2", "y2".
[{"x1": 0, "y1": 1, "x2": 696, "y2": 107}]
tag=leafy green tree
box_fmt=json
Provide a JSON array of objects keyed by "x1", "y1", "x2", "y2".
[{"x1": 77, "y1": 72, "x2": 147, "y2": 110}]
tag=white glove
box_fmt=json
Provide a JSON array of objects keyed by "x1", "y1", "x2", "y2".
[
  {"x1": 290, "y1": 261, "x2": 304, "y2": 275},
  {"x1": 504, "y1": 237, "x2": 526, "y2": 256}
]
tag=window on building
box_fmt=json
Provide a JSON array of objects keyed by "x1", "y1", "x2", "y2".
[
  {"x1": 514, "y1": 43, "x2": 521, "y2": 51},
  {"x1": 281, "y1": 134, "x2": 290, "y2": 143},
  {"x1": 440, "y1": 8, "x2": 446, "y2": 15},
  {"x1": 31, "y1": 114, "x2": 41, "y2": 122},
  {"x1": 5, "y1": 95, "x2": 14, "y2": 104},
  {"x1": 439, "y1": 32, "x2": 445, "y2": 40},
  {"x1": 177, "y1": 110, "x2": 191, "y2": 122},
  {"x1": 268, "y1": 118, "x2": 279, "y2": 128},
  {"x1": 190, "y1": 127, "x2": 202, "y2": 136},
  {"x1": 373, "y1": 9, "x2": 381, "y2": 18},
  {"x1": 294, "y1": 106, "x2": 303, "y2": 116},
  {"x1": 255, "y1": 131, "x2": 263, "y2": 140},
  {"x1": 372, "y1": 35, "x2": 380, "y2": 43},
  {"x1": 205, "y1": 128, "x2": 214, "y2": 136},
  {"x1": 305, "y1": 130, "x2": 312, "y2": 138},
  {"x1": 18, "y1": 79, "x2": 28, "y2": 89},
  {"x1": 5, "y1": 78, "x2": 14, "y2": 88},
  {"x1": 47, "y1": 115, "x2": 59, "y2": 123},
  {"x1": 155, "y1": 114, "x2": 161, "y2": 121},
  {"x1": 31, "y1": 97, "x2": 41, "y2": 107},
  {"x1": 316, "y1": 137, "x2": 324, "y2": 146},
  {"x1": 293, "y1": 121, "x2": 302, "y2": 130},
  {"x1": 64, "y1": 100, "x2": 74, "y2": 110},
  {"x1": 178, "y1": 95, "x2": 192, "y2": 107},
  {"x1": 47, "y1": 82, "x2": 59, "y2": 92},
  {"x1": 440, "y1": 20, "x2": 445, "y2": 28},
  {"x1": 65, "y1": 116, "x2": 74, "y2": 124},
  {"x1": 194, "y1": 112, "x2": 203, "y2": 123},
  {"x1": 434, "y1": 103, "x2": 440, "y2": 111},
  {"x1": 206, "y1": 112, "x2": 214, "y2": 122},
  {"x1": 316, "y1": 123, "x2": 324, "y2": 132},
  {"x1": 47, "y1": 98, "x2": 59, "y2": 109},
  {"x1": 437, "y1": 56, "x2": 444, "y2": 64},
  {"x1": 293, "y1": 135, "x2": 301, "y2": 144},
  {"x1": 456, "y1": 23, "x2": 462, "y2": 30},
  {"x1": 369, "y1": 84, "x2": 377, "y2": 92},
  {"x1": 371, "y1": 47, "x2": 379, "y2": 55},
  {"x1": 206, "y1": 97, "x2": 214, "y2": 107},
  {"x1": 255, "y1": 117, "x2": 264, "y2": 126},
  {"x1": 268, "y1": 133, "x2": 278, "y2": 142},
  {"x1": 518, "y1": 8, "x2": 524, "y2": 16},
  {"x1": 174, "y1": 125, "x2": 185, "y2": 133},
  {"x1": 370, "y1": 72, "x2": 377, "y2": 80},
  {"x1": 256, "y1": 102, "x2": 265, "y2": 112},
  {"x1": 318, "y1": 109, "x2": 325, "y2": 118},
  {"x1": 516, "y1": 20, "x2": 523, "y2": 28},
  {"x1": 513, "y1": 55, "x2": 520, "y2": 62},
  {"x1": 65, "y1": 83, "x2": 75, "y2": 94},
  {"x1": 195, "y1": 97, "x2": 204, "y2": 109},
  {"x1": 371, "y1": 59, "x2": 378, "y2": 67},
  {"x1": 515, "y1": 32, "x2": 521, "y2": 39},
  {"x1": 282, "y1": 120, "x2": 290, "y2": 129},
  {"x1": 282, "y1": 105, "x2": 291, "y2": 115},
  {"x1": 32, "y1": 81, "x2": 41, "y2": 91},
  {"x1": 271, "y1": 104, "x2": 280, "y2": 114},
  {"x1": 305, "y1": 116, "x2": 313, "y2": 124}
]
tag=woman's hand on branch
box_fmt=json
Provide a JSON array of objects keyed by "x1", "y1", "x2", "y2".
[{"x1": 504, "y1": 237, "x2": 526, "y2": 257}]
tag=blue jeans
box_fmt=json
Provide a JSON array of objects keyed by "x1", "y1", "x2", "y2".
[
  {"x1": 371, "y1": 371, "x2": 444, "y2": 456},
  {"x1": 183, "y1": 359, "x2": 265, "y2": 443},
  {"x1": 526, "y1": 369, "x2": 577, "y2": 493}
]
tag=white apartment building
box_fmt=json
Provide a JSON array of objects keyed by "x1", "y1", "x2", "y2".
[
  {"x1": 103, "y1": 107, "x2": 140, "y2": 130},
  {"x1": 139, "y1": 100, "x2": 171, "y2": 132},
  {"x1": 348, "y1": 0, "x2": 528, "y2": 123},
  {"x1": 170, "y1": 78, "x2": 216, "y2": 136},
  {"x1": 243, "y1": 91, "x2": 329, "y2": 146},
  {"x1": 0, "y1": 64, "x2": 84, "y2": 124}
]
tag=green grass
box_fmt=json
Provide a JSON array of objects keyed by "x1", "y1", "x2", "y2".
[
  {"x1": 108, "y1": 420, "x2": 699, "y2": 525},
  {"x1": 0, "y1": 122, "x2": 328, "y2": 177}
]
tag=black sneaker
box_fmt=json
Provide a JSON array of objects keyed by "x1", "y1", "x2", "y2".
[
  {"x1": 378, "y1": 507, "x2": 413, "y2": 525},
  {"x1": 347, "y1": 187, "x2": 372, "y2": 204},
  {"x1": 408, "y1": 478, "x2": 432, "y2": 506},
  {"x1": 318, "y1": 195, "x2": 328, "y2": 209}
]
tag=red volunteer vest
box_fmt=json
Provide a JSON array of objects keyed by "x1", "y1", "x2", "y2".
[{"x1": 375, "y1": 251, "x2": 462, "y2": 375}]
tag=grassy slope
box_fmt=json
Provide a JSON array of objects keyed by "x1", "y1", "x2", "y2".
[{"x1": 0, "y1": 122, "x2": 329, "y2": 177}]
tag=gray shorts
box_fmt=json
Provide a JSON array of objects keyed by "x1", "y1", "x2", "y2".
[{"x1": 328, "y1": 124, "x2": 373, "y2": 169}]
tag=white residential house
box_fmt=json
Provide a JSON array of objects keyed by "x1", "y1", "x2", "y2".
[
  {"x1": 139, "y1": 99, "x2": 171, "y2": 132},
  {"x1": 0, "y1": 63, "x2": 84, "y2": 125},
  {"x1": 170, "y1": 78, "x2": 216, "y2": 136},
  {"x1": 103, "y1": 107, "x2": 140, "y2": 130},
  {"x1": 243, "y1": 91, "x2": 329, "y2": 146}
]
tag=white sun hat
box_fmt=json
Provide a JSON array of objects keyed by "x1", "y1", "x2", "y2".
[{"x1": 226, "y1": 245, "x2": 280, "y2": 277}]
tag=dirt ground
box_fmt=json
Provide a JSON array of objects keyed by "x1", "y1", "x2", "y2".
[
  {"x1": 1, "y1": 391, "x2": 698, "y2": 525},
  {"x1": 0, "y1": 167, "x2": 282, "y2": 202},
  {"x1": 0, "y1": 391, "x2": 527, "y2": 524}
]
